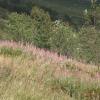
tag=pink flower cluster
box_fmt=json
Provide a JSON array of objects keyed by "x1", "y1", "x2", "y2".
[{"x1": 0, "y1": 40, "x2": 65, "y2": 63}]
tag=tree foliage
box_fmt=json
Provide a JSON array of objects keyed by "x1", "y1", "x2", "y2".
[
  {"x1": 31, "y1": 6, "x2": 53, "y2": 49},
  {"x1": 50, "y1": 21, "x2": 78, "y2": 56},
  {"x1": 79, "y1": 26, "x2": 100, "y2": 64},
  {"x1": 4, "y1": 12, "x2": 34, "y2": 42}
]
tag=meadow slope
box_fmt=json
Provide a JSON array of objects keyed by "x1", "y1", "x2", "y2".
[{"x1": 0, "y1": 41, "x2": 100, "y2": 100}]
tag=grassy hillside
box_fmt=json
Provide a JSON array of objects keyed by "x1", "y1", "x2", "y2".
[{"x1": 0, "y1": 41, "x2": 100, "y2": 100}]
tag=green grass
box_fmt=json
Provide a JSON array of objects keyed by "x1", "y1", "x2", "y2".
[
  {"x1": 53, "y1": 77, "x2": 100, "y2": 100},
  {"x1": 0, "y1": 47, "x2": 23, "y2": 57}
]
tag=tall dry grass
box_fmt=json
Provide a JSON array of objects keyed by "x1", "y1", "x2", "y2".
[{"x1": 0, "y1": 40, "x2": 100, "y2": 100}]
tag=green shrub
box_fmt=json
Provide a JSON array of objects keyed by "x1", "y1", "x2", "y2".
[
  {"x1": 78, "y1": 26, "x2": 100, "y2": 64},
  {"x1": 31, "y1": 6, "x2": 53, "y2": 49},
  {"x1": 50, "y1": 21, "x2": 78, "y2": 56},
  {"x1": 4, "y1": 12, "x2": 35, "y2": 43}
]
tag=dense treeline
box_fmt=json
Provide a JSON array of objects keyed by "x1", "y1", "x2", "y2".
[
  {"x1": 0, "y1": 0, "x2": 91, "y2": 25},
  {"x1": 0, "y1": 0, "x2": 34, "y2": 12}
]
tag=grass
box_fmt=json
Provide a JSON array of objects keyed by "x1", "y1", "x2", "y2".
[
  {"x1": 0, "y1": 47, "x2": 23, "y2": 57},
  {"x1": 0, "y1": 40, "x2": 100, "y2": 100}
]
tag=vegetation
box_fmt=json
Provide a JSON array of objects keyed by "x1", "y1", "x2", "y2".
[
  {"x1": 0, "y1": 2, "x2": 100, "y2": 63},
  {"x1": 0, "y1": 0, "x2": 100, "y2": 100},
  {"x1": 49, "y1": 22, "x2": 77, "y2": 56},
  {"x1": 0, "y1": 41, "x2": 100, "y2": 100},
  {"x1": 31, "y1": 6, "x2": 53, "y2": 48},
  {"x1": 4, "y1": 12, "x2": 34, "y2": 42},
  {"x1": 78, "y1": 26, "x2": 100, "y2": 64}
]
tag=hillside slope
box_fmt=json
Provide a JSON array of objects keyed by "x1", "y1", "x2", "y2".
[{"x1": 0, "y1": 41, "x2": 100, "y2": 100}]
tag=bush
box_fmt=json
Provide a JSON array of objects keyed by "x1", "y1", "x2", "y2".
[
  {"x1": 78, "y1": 26, "x2": 100, "y2": 64},
  {"x1": 50, "y1": 21, "x2": 78, "y2": 57},
  {"x1": 31, "y1": 6, "x2": 53, "y2": 49},
  {"x1": 4, "y1": 12, "x2": 35, "y2": 43}
]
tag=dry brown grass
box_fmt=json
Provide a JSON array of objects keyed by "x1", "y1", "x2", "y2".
[{"x1": 0, "y1": 41, "x2": 100, "y2": 100}]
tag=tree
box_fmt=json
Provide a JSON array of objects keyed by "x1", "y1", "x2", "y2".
[
  {"x1": 79, "y1": 26, "x2": 100, "y2": 65},
  {"x1": 31, "y1": 6, "x2": 53, "y2": 49},
  {"x1": 50, "y1": 21, "x2": 77, "y2": 57},
  {"x1": 4, "y1": 12, "x2": 35, "y2": 42}
]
